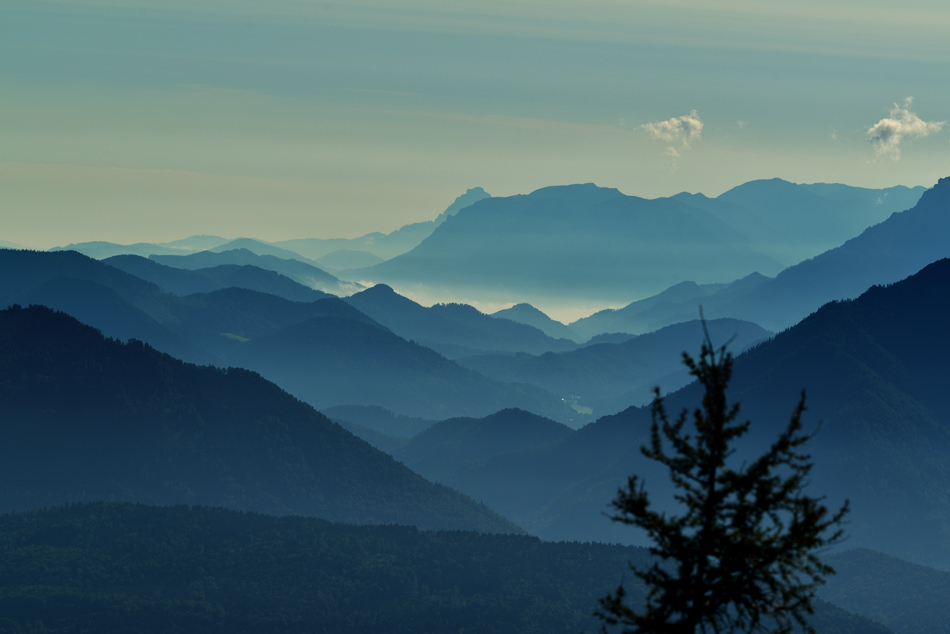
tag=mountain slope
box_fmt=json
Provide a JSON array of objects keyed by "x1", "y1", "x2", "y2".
[{"x1": 0, "y1": 305, "x2": 519, "y2": 533}]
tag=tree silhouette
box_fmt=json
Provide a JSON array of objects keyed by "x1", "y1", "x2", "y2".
[{"x1": 596, "y1": 324, "x2": 848, "y2": 634}]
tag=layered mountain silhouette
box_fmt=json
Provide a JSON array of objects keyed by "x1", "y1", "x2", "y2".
[
  {"x1": 354, "y1": 183, "x2": 782, "y2": 304},
  {"x1": 344, "y1": 284, "x2": 578, "y2": 358},
  {"x1": 492, "y1": 303, "x2": 581, "y2": 342},
  {"x1": 0, "y1": 305, "x2": 519, "y2": 533},
  {"x1": 458, "y1": 318, "x2": 772, "y2": 417},
  {"x1": 391, "y1": 259, "x2": 950, "y2": 567},
  {"x1": 675, "y1": 179, "x2": 924, "y2": 265},
  {"x1": 150, "y1": 248, "x2": 361, "y2": 296},
  {"x1": 573, "y1": 177, "x2": 949, "y2": 335},
  {"x1": 105, "y1": 254, "x2": 332, "y2": 302},
  {"x1": 0, "y1": 250, "x2": 576, "y2": 422}
]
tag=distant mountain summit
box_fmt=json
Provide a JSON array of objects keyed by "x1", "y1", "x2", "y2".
[{"x1": 435, "y1": 186, "x2": 491, "y2": 225}]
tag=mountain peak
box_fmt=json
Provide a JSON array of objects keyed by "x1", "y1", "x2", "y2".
[{"x1": 435, "y1": 187, "x2": 492, "y2": 225}]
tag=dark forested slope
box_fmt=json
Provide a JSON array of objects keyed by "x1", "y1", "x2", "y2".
[
  {"x1": 0, "y1": 503, "x2": 884, "y2": 634},
  {"x1": 0, "y1": 305, "x2": 519, "y2": 533}
]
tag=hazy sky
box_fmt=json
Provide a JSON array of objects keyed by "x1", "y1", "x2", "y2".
[{"x1": 4, "y1": 0, "x2": 950, "y2": 248}]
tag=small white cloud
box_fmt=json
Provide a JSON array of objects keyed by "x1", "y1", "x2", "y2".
[
  {"x1": 830, "y1": 129, "x2": 838, "y2": 141},
  {"x1": 867, "y1": 98, "x2": 944, "y2": 160},
  {"x1": 641, "y1": 110, "x2": 703, "y2": 157},
  {"x1": 737, "y1": 120, "x2": 747, "y2": 129}
]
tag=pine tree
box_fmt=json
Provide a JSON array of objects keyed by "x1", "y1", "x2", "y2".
[{"x1": 596, "y1": 324, "x2": 848, "y2": 634}]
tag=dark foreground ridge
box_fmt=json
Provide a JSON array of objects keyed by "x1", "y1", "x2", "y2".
[{"x1": 0, "y1": 503, "x2": 893, "y2": 634}]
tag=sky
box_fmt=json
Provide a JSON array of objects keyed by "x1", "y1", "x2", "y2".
[{"x1": 3, "y1": 0, "x2": 950, "y2": 249}]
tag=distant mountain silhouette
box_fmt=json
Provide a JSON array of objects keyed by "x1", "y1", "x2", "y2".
[
  {"x1": 405, "y1": 259, "x2": 950, "y2": 567},
  {"x1": 106, "y1": 254, "x2": 332, "y2": 302},
  {"x1": 50, "y1": 235, "x2": 230, "y2": 259},
  {"x1": 571, "y1": 177, "x2": 949, "y2": 336},
  {"x1": 675, "y1": 179, "x2": 924, "y2": 266},
  {"x1": 458, "y1": 318, "x2": 772, "y2": 418},
  {"x1": 492, "y1": 303, "x2": 581, "y2": 342},
  {"x1": 344, "y1": 284, "x2": 578, "y2": 358},
  {"x1": 570, "y1": 273, "x2": 769, "y2": 339},
  {"x1": 354, "y1": 183, "x2": 781, "y2": 305},
  {"x1": 150, "y1": 248, "x2": 361, "y2": 296},
  {"x1": 0, "y1": 305, "x2": 519, "y2": 533},
  {"x1": 275, "y1": 187, "x2": 491, "y2": 261}
]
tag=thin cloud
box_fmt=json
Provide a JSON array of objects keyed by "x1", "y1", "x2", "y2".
[
  {"x1": 641, "y1": 110, "x2": 703, "y2": 157},
  {"x1": 867, "y1": 98, "x2": 944, "y2": 160}
]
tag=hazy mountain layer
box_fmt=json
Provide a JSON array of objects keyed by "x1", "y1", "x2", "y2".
[
  {"x1": 573, "y1": 177, "x2": 950, "y2": 336},
  {"x1": 227, "y1": 313, "x2": 578, "y2": 422},
  {"x1": 106, "y1": 254, "x2": 332, "y2": 302},
  {"x1": 675, "y1": 179, "x2": 925, "y2": 266},
  {"x1": 344, "y1": 284, "x2": 578, "y2": 358},
  {"x1": 151, "y1": 248, "x2": 360, "y2": 296},
  {"x1": 0, "y1": 305, "x2": 519, "y2": 533},
  {"x1": 570, "y1": 273, "x2": 769, "y2": 339},
  {"x1": 355, "y1": 183, "x2": 781, "y2": 305},
  {"x1": 276, "y1": 187, "x2": 491, "y2": 261},
  {"x1": 458, "y1": 318, "x2": 772, "y2": 417}
]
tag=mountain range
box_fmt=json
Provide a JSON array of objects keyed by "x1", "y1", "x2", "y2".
[{"x1": 350, "y1": 180, "x2": 923, "y2": 307}]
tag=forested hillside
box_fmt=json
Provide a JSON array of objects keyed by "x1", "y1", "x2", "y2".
[
  {"x1": 0, "y1": 305, "x2": 518, "y2": 533},
  {"x1": 0, "y1": 503, "x2": 893, "y2": 634}
]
